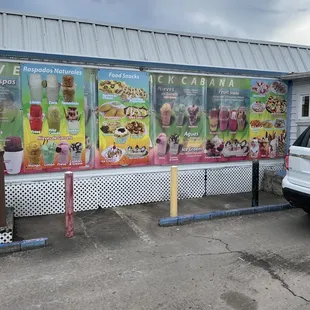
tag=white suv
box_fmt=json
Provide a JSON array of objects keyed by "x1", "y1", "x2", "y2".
[{"x1": 282, "y1": 127, "x2": 310, "y2": 213}]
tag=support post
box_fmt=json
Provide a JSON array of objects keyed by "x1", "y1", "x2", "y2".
[
  {"x1": 170, "y1": 166, "x2": 178, "y2": 217},
  {"x1": 0, "y1": 150, "x2": 5, "y2": 227},
  {"x1": 65, "y1": 171, "x2": 74, "y2": 238},
  {"x1": 252, "y1": 160, "x2": 259, "y2": 208}
]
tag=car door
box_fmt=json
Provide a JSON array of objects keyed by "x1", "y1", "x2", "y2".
[{"x1": 288, "y1": 126, "x2": 310, "y2": 188}]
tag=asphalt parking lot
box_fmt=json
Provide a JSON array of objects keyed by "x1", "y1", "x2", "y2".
[{"x1": 1, "y1": 197, "x2": 310, "y2": 310}]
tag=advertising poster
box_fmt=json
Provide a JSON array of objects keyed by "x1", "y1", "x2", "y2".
[
  {"x1": 98, "y1": 69, "x2": 150, "y2": 167},
  {"x1": 249, "y1": 79, "x2": 287, "y2": 159},
  {"x1": 0, "y1": 63, "x2": 24, "y2": 175},
  {"x1": 152, "y1": 74, "x2": 206, "y2": 165},
  {"x1": 204, "y1": 77, "x2": 251, "y2": 162},
  {"x1": 21, "y1": 63, "x2": 85, "y2": 172}
]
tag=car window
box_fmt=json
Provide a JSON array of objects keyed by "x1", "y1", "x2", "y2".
[{"x1": 293, "y1": 126, "x2": 310, "y2": 146}]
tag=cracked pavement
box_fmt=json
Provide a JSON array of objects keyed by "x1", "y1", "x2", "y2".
[{"x1": 1, "y1": 201, "x2": 310, "y2": 309}]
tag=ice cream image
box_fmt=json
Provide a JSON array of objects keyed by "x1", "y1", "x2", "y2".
[
  {"x1": 65, "y1": 106, "x2": 81, "y2": 135},
  {"x1": 160, "y1": 103, "x2": 172, "y2": 126},
  {"x1": 41, "y1": 140, "x2": 56, "y2": 165},
  {"x1": 237, "y1": 108, "x2": 246, "y2": 132},
  {"x1": 219, "y1": 107, "x2": 229, "y2": 131},
  {"x1": 85, "y1": 135, "x2": 92, "y2": 165},
  {"x1": 47, "y1": 106, "x2": 61, "y2": 133},
  {"x1": 29, "y1": 104, "x2": 43, "y2": 133},
  {"x1": 62, "y1": 75, "x2": 75, "y2": 102},
  {"x1": 114, "y1": 127, "x2": 129, "y2": 144},
  {"x1": 169, "y1": 134, "x2": 180, "y2": 155},
  {"x1": 26, "y1": 141, "x2": 42, "y2": 165},
  {"x1": 70, "y1": 142, "x2": 83, "y2": 163},
  {"x1": 174, "y1": 104, "x2": 186, "y2": 126},
  {"x1": 206, "y1": 135, "x2": 224, "y2": 157},
  {"x1": 209, "y1": 109, "x2": 219, "y2": 132},
  {"x1": 56, "y1": 142, "x2": 70, "y2": 164},
  {"x1": 46, "y1": 74, "x2": 60, "y2": 103},
  {"x1": 156, "y1": 133, "x2": 168, "y2": 156},
  {"x1": 28, "y1": 73, "x2": 43, "y2": 102},
  {"x1": 3, "y1": 136, "x2": 23, "y2": 174},
  {"x1": 229, "y1": 110, "x2": 238, "y2": 132},
  {"x1": 187, "y1": 105, "x2": 199, "y2": 126}
]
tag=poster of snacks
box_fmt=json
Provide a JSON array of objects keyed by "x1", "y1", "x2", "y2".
[
  {"x1": 205, "y1": 77, "x2": 251, "y2": 162},
  {"x1": 21, "y1": 63, "x2": 86, "y2": 172},
  {"x1": 152, "y1": 74, "x2": 206, "y2": 164},
  {"x1": 0, "y1": 63, "x2": 24, "y2": 175},
  {"x1": 249, "y1": 79, "x2": 287, "y2": 159},
  {"x1": 98, "y1": 69, "x2": 150, "y2": 167}
]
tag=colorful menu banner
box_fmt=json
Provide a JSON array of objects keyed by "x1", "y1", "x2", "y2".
[
  {"x1": 0, "y1": 63, "x2": 23, "y2": 175},
  {"x1": 249, "y1": 79, "x2": 287, "y2": 159},
  {"x1": 152, "y1": 74, "x2": 206, "y2": 164},
  {"x1": 98, "y1": 69, "x2": 150, "y2": 167},
  {"x1": 205, "y1": 77, "x2": 251, "y2": 162},
  {"x1": 21, "y1": 64, "x2": 85, "y2": 172}
]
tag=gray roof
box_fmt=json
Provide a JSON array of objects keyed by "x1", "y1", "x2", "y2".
[{"x1": 1, "y1": 11, "x2": 310, "y2": 73}]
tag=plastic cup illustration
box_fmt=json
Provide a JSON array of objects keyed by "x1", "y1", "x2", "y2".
[
  {"x1": 229, "y1": 110, "x2": 238, "y2": 132},
  {"x1": 41, "y1": 140, "x2": 56, "y2": 165},
  {"x1": 56, "y1": 142, "x2": 70, "y2": 164},
  {"x1": 64, "y1": 106, "x2": 81, "y2": 135},
  {"x1": 187, "y1": 105, "x2": 200, "y2": 126},
  {"x1": 0, "y1": 87, "x2": 17, "y2": 127},
  {"x1": 47, "y1": 106, "x2": 61, "y2": 133},
  {"x1": 28, "y1": 74, "x2": 43, "y2": 102},
  {"x1": 209, "y1": 108, "x2": 219, "y2": 132},
  {"x1": 29, "y1": 104, "x2": 43, "y2": 133},
  {"x1": 26, "y1": 141, "x2": 42, "y2": 165},
  {"x1": 174, "y1": 104, "x2": 186, "y2": 126},
  {"x1": 85, "y1": 136, "x2": 92, "y2": 165},
  {"x1": 3, "y1": 136, "x2": 23, "y2": 175},
  {"x1": 219, "y1": 107, "x2": 229, "y2": 131},
  {"x1": 160, "y1": 103, "x2": 172, "y2": 126},
  {"x1": 237, "y1": 108, "x2": 246, "y2": 132},
  {"x1": 169, "y1": 134, "x2": 180, "y2": 155},
  {"x1": 156, "y1": 133, "x2": 168, "y2": 156},
  {"x1": 46, "y1": 74, "x2": 60, "y2": 103},
  {"x1": 62, "y1": 75, "x2": 75, "y2": 102},
  {"x1": 70, "y1": 142, "x2": 83, "y2": 163}
]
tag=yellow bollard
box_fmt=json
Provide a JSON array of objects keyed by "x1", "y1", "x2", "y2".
[{"x1": 170, "y1": 166, "x2": 178, "y2": 217}]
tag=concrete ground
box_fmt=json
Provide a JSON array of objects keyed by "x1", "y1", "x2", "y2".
[{"x1": 1, "y1": 192, "x2": 310, "y2": 310}]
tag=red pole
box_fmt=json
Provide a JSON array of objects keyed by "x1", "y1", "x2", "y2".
[
  {"x1": 65, "y1": 171, "x2": 74, "y2": 238},
  {"x1": 0, "y1": 150, "x2": 6, "y2": 227}
]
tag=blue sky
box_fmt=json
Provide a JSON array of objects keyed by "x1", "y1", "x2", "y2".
[{"x1": 1, "y1": 0, "x2": 310, "y2": 44}]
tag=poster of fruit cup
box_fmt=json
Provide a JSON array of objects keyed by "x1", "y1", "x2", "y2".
[
  {"x1": 97, "y1": 69, "x2": 150, "y2": 167},
  {"x1": 0, "y1": 62, "x2": 24, "y2": 175},
  {"x1": 249, "y1": 79, "x2": 288, "y2": 160},
  {"x1": 204, "y1": 77, "x2": 251, "y2": 163},
  {"x1": 21, "y1": 63, "x2": 86, "y2": 172},
  {"x1": 152, "y1": 74, "x2": 207, "y2": 165}
]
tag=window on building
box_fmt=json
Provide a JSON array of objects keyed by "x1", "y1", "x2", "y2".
[{"x1": 301, "y1": 95, "x2": 310, "y2": 118}]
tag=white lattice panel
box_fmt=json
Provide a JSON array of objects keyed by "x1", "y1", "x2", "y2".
[
  {"x1": 0, "y1": 230, "x2": 13, "y2": 244},
  {"x1": 74, "y1": 178, "x2": 98, "y2": 212}
]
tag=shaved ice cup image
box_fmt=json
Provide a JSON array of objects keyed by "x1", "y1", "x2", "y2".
[
  {"x1": 26, "y1": 141, "x2": 42, "y2": 165},
  {"x1": 47, "y1": 106, "x2": 61, "y2": 133},
  {"x1": 41, "y1": 140, "x2": 57, "y2": 165},
  {"x1": 28, "y1": 73, "x2": 43, "y2": 102},
  {"x1": 46, "y1": 74, "x2": 60, "y2": 103},
  {"x1": 156, "y1": 133, "x2": 168, "y2": 156},
  {"x1": 56, "y1": 142, "x2": 70, "y2": 164},
  {"x1": 62, "y1": 75, "x2": 76, "y2": 103},
  {"x1": 160, "y1": 103, "x2": 172, "y2": 127},
  {"x1": 3, "y1": 136, "x2": 23, "y2": 175}
]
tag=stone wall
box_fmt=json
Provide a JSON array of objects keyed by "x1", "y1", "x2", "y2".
[{"x1": 261, "y1": 170, "x2": 284, "y2": 196}]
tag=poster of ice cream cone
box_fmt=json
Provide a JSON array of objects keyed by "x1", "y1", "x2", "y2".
[
  {"x1": 249, "y1": 79, "x2": 288, "y2": 159},
  {"x1": 0, "y1": 62, "x2": 24, "y2": 175},
  {"x1": 204, "y1": 77, "x2": 251, "y2": 163},
  {"x1": 21, "y1": 63, "x2": 86, "y2": 172},
  {"x1": 97, "y1": 69, "x2": 150, "y2": 167},
  {"x1": 152, "y1": 74, "x2": 207, "y2": 165}
]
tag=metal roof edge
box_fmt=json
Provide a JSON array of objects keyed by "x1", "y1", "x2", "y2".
[
  {"x1": 281, "y1": 72, "x2": 310, "y2": 80},
  {"x1": 0, "y1": 49, "x2": 289, "y2": 78},
  {"x1": 2, "y1": 10, "x2": 310, "y2": 50}
]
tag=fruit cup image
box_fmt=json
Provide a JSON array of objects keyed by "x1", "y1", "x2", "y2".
[
  {"x1": 29, "y1": 104, "x2": 43, "y2": 133},
  {"x1": 28, "y1": 73, "x2": 43, "y2": 102},
  {"x1": 169, "y1": 134, "x2": 180, "y2": 155},
  {"x1": 62, "y1": 75, "x2": 75, "y2": 102},
  {"x1": 3, "y1": 136, "x2": 23, "y2": 175},
  {"x1": 46, "y1": 74, "x2": 60, "y2": 103},
  {"x1": 237, "y1": 108, "x2": 246, "y2": 132},
  {"x1": 219, "y1": 107, "x2": 229, "y2": 131},
  {"x1": 64, "y1": 106, "x2": 81, "y2": 135},
  {"x1": 229, "y1": 109, "x2": 238, "y2": 132},
  {"x1": 174, "y1": 104, "x2": 186, "y2": 126},
  {"x1": 41, "y1": 140, "x2": 57, "y2": 165},
  {"x1": 26, "y1": 141, "x2": 42, "y2": 165},
  {"x1": 209, "y1": 108, "x2": 219, "y2": 132},
  {"x1": 70, "y1": 142, "x2": 83, "y2": 163},
  {"x1": 85, "y1": 135, "x2": 92, "y2": 165},
  {"x1": 47, "y1": 106, "x2": 61, "y2": 133},
  {"x1": 156, "y1": 133, "x2": 168, "y2": 156},
  {"x1": 56, "y1": 142, "x2": 70, "y2": 164},
  {"x1": 187, "y1": 105, "x2": 200, "y2": 126},
  {"x1": 160, "y1": 103, "x2": 172, "y2": 126}
]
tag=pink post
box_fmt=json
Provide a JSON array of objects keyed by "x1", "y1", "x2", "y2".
[{"x1": 65, "y1": 171, "x2": 74, "y2": 238}]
